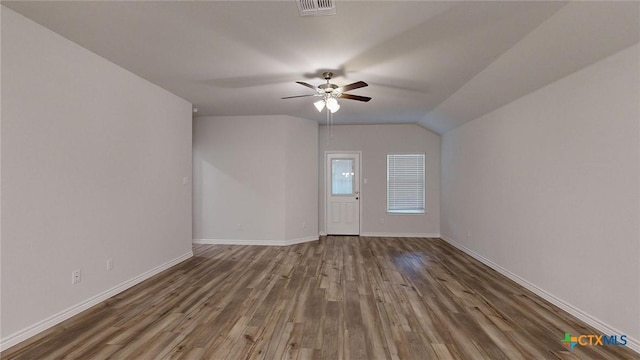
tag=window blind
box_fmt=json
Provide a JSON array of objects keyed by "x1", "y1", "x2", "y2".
[{"x1": 387, "y1": 154, "x2": 425, "y2": 213}]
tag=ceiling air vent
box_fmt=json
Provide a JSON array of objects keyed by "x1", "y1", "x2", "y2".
[{"x1": 297, "y1": 0, "x2": 336, "y2": 17}]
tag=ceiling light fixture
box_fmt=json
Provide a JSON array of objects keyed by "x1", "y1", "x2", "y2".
[
  {"x1": 282, "y1": 71, "x2": 370, "y2": 116},
  {"x1": 326, "y1": 97, "x2": 340, "y2": 113},
  {"x1": 314, "y1": 95, "x2": 340, "y2": 113},
  {"x1": 314, "y1": 100, "x2": 325, "y2": 112}
]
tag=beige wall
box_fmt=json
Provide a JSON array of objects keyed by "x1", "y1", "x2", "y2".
[
  {"x1": 193, "y1": 115, "x2": 318, "y2": 245},
  {"x1": 441, "y1": 44, "x2": 640, "y2": 345},
  {"x1": 318, "y1": 124, "x2": 440, "y2": 236},
  {"x1": 1, "y1": 7, "x2": 193, "y2": 347}
]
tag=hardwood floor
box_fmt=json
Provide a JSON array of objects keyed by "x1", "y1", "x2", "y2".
[{"x1": 2, "y1": 237, "x2": 637, "y2": 359}]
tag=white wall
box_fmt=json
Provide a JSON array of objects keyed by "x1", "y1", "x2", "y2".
[
  {"x1": 193, "y1": 115, "x2": 318, "y2": 245},
  {"x1": 319, "y1": 124, "x2": 440, "y2": 237},
  {"x1": 1, "y1": 7, "x2": 193, "y2": 348},
  {"x1": 441, "y1": 44, "x2": 640, "y2": 347},
  {"x1": 285, "y1": 118, "x2": 319, "y2": 241}
]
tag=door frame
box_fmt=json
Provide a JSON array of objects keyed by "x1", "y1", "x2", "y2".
[{"x1": 324, "y1": 151, "x2": 362, "y2": 235}]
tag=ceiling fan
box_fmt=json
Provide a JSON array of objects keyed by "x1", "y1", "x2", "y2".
[{"x1": 281, "y1": 71, "x2": 371, "y2": 113}]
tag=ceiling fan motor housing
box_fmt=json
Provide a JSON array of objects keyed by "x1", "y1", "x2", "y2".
[
  {"x1": 319, "y1": 83, "x2": 339, "y2": 93},
  {"x1": 319, "y1": 72, "x2": 338, "y2": 93}
]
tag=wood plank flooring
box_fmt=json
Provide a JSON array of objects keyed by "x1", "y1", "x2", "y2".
[{"x1": 2, "y1": 237, "x2": 637, "y2": 359}]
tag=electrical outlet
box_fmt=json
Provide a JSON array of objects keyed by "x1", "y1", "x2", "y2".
[
  {"x1": 72, "y1": 269, "x2": 81, "y2": 284},
  {"x1": 302, "y1": 221, "x2": 307, "y2": 228},
  {"x1": 236, "y1": 223, "x2": 242, "y2": 231},
  {"x1": 107, "y1": 258, "x2": 114, "y2": 271}
]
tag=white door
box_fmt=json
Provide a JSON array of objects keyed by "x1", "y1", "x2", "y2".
[{"x1": 326, "y1": 153, "x2": 360, "y2": 235}]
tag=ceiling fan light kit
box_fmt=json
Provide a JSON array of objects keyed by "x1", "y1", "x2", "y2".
[
  {"x1": 282, "y1": 71, "x2": 370, "y2": 114},
  {"x1": 325, "y1": 97, "x2": 340, "y2": 113},
  {"x1": 314, "y1": 100, "x2": 325, "y2": 112},
  {"x1": 314, "y1": 97, "x2": 340, "y2": 113}
]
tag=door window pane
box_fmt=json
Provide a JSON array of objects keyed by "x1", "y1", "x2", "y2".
[{"x1": 331, "y1": 159, "x2": 354, "y2": 195}]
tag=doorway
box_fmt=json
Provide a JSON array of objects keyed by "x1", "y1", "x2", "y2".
[{"x1": 325, "y1": 152, "x2": 360, "y2": 235}]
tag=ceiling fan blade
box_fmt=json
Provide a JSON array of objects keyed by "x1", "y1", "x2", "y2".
[
  {"x1": 340, "y1": 81, "x2": 368, "y2": 92},
  {"x1": 281, "y1": 94, "x2": 317, "y2": 99},
  {"x1": 296, "y1": 81, "x2": 318, "y2": 91},
  {"x1": 339, "y1": 93, "x2": 372, "y2": 102}
]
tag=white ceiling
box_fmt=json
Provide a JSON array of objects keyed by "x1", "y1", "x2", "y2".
[{"x1": 3, "y1": 1, "x2": 639, "y2": 134}]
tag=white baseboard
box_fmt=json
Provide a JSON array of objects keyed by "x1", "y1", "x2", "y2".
[
  {"x1": 0, "y1": 251, "x2": 193, "y2": 352},
  {"x1": 360, "y1": 232, "x2": 441, "y2": 238},
  {"x1": 317, "y1": 232, "x2": 440, "y2": 238},
  {"x1": 193, "y1": 236, "x2": 318, "y2": 247},
  {"x1": 440, "y1": 235, "x2": 640, "y2": 355},
  {"x1": 284, "y1": 236, "x2": 319, "y2": 245}
]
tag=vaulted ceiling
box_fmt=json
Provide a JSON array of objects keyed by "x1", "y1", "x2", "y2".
[{"x1": 3, "y1": 1, "x2": 639, "y2": 134}]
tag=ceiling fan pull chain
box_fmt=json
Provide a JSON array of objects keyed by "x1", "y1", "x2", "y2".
[{"x1": 328, "y1": 108, "x2": 334, "y2": 139}]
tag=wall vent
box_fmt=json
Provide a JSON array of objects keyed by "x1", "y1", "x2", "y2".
[{"x1": 297, "y1": 0, "x2": 336, "y2": 17}]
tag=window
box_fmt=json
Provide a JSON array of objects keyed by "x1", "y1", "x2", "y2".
[
  {"x1": 331, "y1": 158, "x2": 355, "y2": 195},
  {"x1": 387, "y1": 154, "x2": 425, "y2": 214}
]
